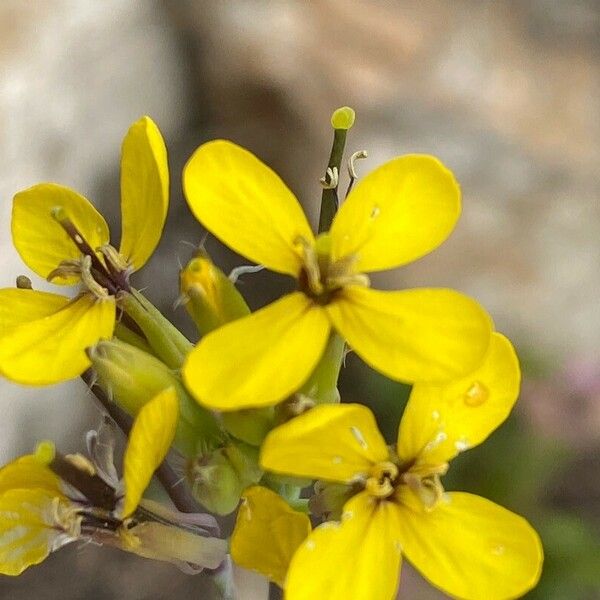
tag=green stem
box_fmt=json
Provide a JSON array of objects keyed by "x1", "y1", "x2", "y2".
[
  {"x1": 318, "y1": 128, "x2": 348, "y2": 233},
  {"x1": 299, "y1": 332, "x2": 345, "y2": 404},
  {"x1": 118, "y1": 290, "x2": 192, "y2": 369}
]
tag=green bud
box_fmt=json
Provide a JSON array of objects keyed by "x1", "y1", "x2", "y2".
[
  {"x1": 118, "y1": 289, "x2": 193, "y2": 369},
  {"x1": 88, "y1": 339, "x2": 221, "y2": 457},
  {"x1": 330, "y1": 106, "x2": 355, "y2": 130},
  {"x1": 221, "y1": 407, "x2": 275, "y2": 446},
  {"x1": 188, "y1": 442, "x2": 262, "y2": 516},
  {"x1": 180, "y1": 253, "x2": 250, "y2": 336}
]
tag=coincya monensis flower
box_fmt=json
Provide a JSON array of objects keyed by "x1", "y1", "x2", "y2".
[
  {"x1": 260, "y1": 333, "x2": 543, "y2": 599},
  {"x1": 0, "y1": 388, "x2": 226, "y2": 576},
  {"x1": 0, "y1": 116, "x2": 168, "y2": 385},
  {"x1": 182, "y1": 140, "x2": 492, "y2": 410}
]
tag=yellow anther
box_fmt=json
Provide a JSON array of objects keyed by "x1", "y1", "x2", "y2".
[{"x1": 365, "y1": 461, "x2": 398, "y2": 499}]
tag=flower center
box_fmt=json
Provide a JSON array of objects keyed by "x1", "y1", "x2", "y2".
[
  {"x1": 296, "y1": 233, "x2": 369, "y2": 304},
  {"x1": 401, "y1": 463, "x2": 448, "y2": 511},
  {"x1": 49, "y1": 206, "x2": 132, "y2": 298},
  {"x1": 365, "y1": 461, "x2": 399, "y2": 499}
]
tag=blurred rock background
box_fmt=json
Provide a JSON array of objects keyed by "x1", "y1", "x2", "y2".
[{"x1": 0, "y1": 0, "x2": 599, "y2": 598}]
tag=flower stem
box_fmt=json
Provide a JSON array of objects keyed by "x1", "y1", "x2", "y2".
[{"x1": 318, "y1": 127, "x2": 348, "y2": 233}]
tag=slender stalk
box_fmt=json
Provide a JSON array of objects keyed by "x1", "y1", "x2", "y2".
[{"x1": 318, "y1": 128, "x2": 348, "y2": 233}]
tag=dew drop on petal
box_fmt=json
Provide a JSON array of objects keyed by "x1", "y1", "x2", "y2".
[
  {"x1": 370, "y1": 205, "x2": 381, "y2": 219},
  {"x1": 394, "y1": 540, "x2": 403, "y2": 553},
  {"x1": 431, "y1": 410, "x2": 440, "y2": 421},
  {"x1": 332, "y1": 456, "x2": 343, "y2": 465},
  {"x1": 424, "y1": 431, "x2": 447, "y2": 452},
  {"x1": 491, "y1": 544, "x2": 506, "y2": 556},
  {"x1": 463, "y1": 381, "x2": 489, "y2": 407},
  {"x1": 306, "y1": 540, "x2": 316, "y2": 551},
  {"x1": 342, "y1": 510, "x2": 353, "y2": 522}
]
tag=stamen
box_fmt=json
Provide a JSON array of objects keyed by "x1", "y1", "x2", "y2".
[
  {"x1": 319, "y1": 166, "x2": 339, "y2": 190},
  {"x1": 80, "y1": 256, "x2": 110, "y2": 299},
  {"x1": 51, "y1": 206, "x2": 112, "y2": 283},
  {"x1": 295, "y1": 236, "x2": 324, "y2": 296},
  {"x1": 346, "y1": 150, "x2": 368, "y2": 197},
  {"x1": 228, "y1": 264, "x2": 265, "y2": 284},
  {"x1": 365, "y1": 461, "x2": 398, "y2": 499},
  {"x1": 348, "y1": 150, "x2": 368, "y2": 180}
]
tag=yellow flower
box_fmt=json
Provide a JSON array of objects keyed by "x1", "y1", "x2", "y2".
[
  {"x1": 231, "y1": 485, "x2": 311, "y2": 587},
  {"x1": 0, "y1": 116, "x2": 168, "y2": 385},
  {"x1": 261, "y1": 333, "x2": 543, "y2": 600},
  {"x1": 0, "y1": 442, "x2": 82, "y2": 576},
  {"x1": 182, "y1": 140, "x2": 492, "y2": 410},
  {"x1": 0, "y1": 389, "x2": 226, "y2": 576}
]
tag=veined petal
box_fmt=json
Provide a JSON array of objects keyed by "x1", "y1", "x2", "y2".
[
  {"x1": 183, "y1": 293, "x2": 330, "y2": 410},
  {"x1": 0, "y1": 293, "x2": 116, "y2": 385},
  {"x1": 0, "y1": 489, "x2": 78, "y2": 576},
  {"x1": 183, "y1": 140, "x2": 314, "y2": 276},
  {"x1": 0, "y1": 453, "x2": 63, "y2": 497},
  {"x1": 124, "y1": 522, "x2": 227, "y2": 571},
  {"x1": 231, "y1": 486, "x2": 311, "y2": 587},
  {"x1": 0, "y1": 289, "x2": 69, "y2": 329},
  {"x1": 122, "y1": 387, "x2": 179, "y2": 517},
  {"x1": 327, "y1": 287, "x2": 492, "y2": 384},
  {"x1": 261, "y1": 404, "x2": 388, "y2": 483},
  {"x1": 398, "y1": 333, "x2": 520, "y2": 464},
  {"x1": 330, "y1": 155, "x2": 460, "y2": 272},
  {"x1": 119, "y1": 116, "x2": 169, "y2": 271},
  {"x1": 285, "y1": 492, "x2": 402, "y2": 600},
  {"x1": 395, "y1": 491, "x2": 543, "y2": 600},
  {"x1": 12, "y1": 183, "x2": 110, "y2": 284}
]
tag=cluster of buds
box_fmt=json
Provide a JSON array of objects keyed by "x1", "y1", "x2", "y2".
[{"x1": 0, "y1": 108, "x2": 543, "y2": 599}]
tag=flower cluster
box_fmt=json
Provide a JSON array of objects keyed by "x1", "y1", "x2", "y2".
[{"x1": 0, "y1": 108, "x2": 542, "y2": 598}]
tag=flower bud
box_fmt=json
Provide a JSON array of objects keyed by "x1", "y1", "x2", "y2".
[
  {"x1": 188, "y1": 442, "x2": 262, "y2": 516},
  {"x1": 88, "y1": 339, "x2": 221, "y2": 457},
  {"x1": 221, "y1": 407, "x2": 275, "y2": 446},
  {"x1": 180, "y1": 253, "x2": 250, "y2": 336}
]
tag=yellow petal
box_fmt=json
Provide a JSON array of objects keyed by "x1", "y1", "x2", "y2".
[
  {"x1": 398, "y1": 333, "x2": 520, "y2": 464},
  {"x1": 285, "y1": 492, "x2": 402, "y2": 600},
  {"x1": 12, "y1": 183, "x2": 110, "y2": 284},
  {"x1": 0, "y1": 293, "x2": 115, "y2": 385},
  {"x1": 0, "y1": 489, "x2": 76, "y2": 576},
  {"x1": 125, "y1": 522, "x2": 227, "y2": 570},
  {"x1": 395, "y1": 491, "x2": 543, "y2": 600},
  {"x1": 119, "y1": 116, "x2": 169, "y2": 271},
  {"x1": 261, "y1": 404, "x2": 388, "y2": 483},
  {"x1": 329, "y1": 155, "x2": 460, "y2": 272},
  {"x1": 122, "y1": 387, "x2": 179, "y2": 517},
  {"x1": 183, "y1": 140, "x2": 314, "y2": 276},
  {"x1": 0, "y1": 453, "x2": 63, "y2": 497},
  {"x1": 0, "y1": 289, "x2": 69, "y2": 329},
  {"x1": 183, "y1": 293, "x2": 330, "y2": 410},
  {"x1": 327, "y1": 286, "x2": 492, "y2": 383},
  {"x1": 231, "y1": 486, "x2": 311, "y2": 587}
]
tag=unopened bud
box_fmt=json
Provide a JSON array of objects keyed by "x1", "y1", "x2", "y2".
[
  {"x1": 221, "y1": 407, "x2": 275, "y2": 446},
  {"x1": 88, "y1": 339, "x2": 221, "y2": 457},
  {"x1": 180, "y1": 254, "x2": 250, "y2": 336},
  {"x1": 188, "y1": 442, "x2": 262, "y2": 516}
]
